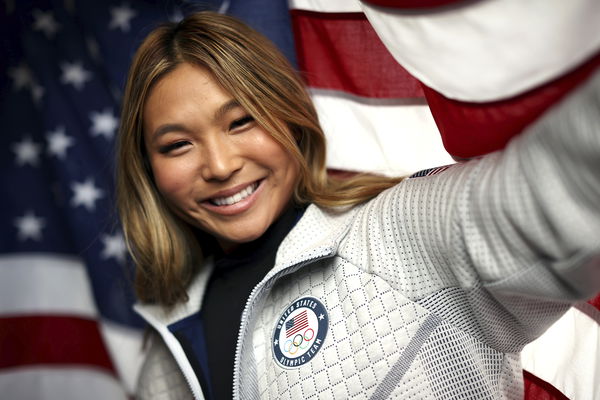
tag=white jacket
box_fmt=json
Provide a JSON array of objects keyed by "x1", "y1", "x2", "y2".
[{"x1": 135, "y1": 70, "x2": 600, "y2": 399}]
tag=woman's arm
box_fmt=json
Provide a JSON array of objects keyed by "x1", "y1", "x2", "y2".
[{"x1": 347, "y1": 69, "x2": 600, "y2": 348}]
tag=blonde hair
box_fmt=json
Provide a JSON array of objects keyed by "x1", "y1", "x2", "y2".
[{"x1": 117, "y1": 11, "x2": 403, "y2": 306}]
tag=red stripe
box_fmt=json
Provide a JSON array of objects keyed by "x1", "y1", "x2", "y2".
[
  {"x1": 287, "y1": 323, "x2": 308, "y2": 337},
  {"x1": 0, "y1": 315, "x2": 116, "y2": 374},
  {"x1": 286, "y1": 321, "x2": 309, "y2": 338},
  {"x1": 362, "y1": 0, "x2": 469, "y2": 9},
  {"x1": 291, "y1": 10, "x2": 423, "y2": 99},
  {"x1": 287, "y1": 314, "x2": 308, "y2": 335},
  {"x1": 523, "y1": 370, "x2": 569, "y2": 400},
  {"x1": 588, "y1": 293, "x2": 600, "y2": 313},
  {"x1": 423, "y1": 50, "x2": 600, "y2": 158},
  {"x1": 286, "y1": 311, "x2": 309, "y2": 337}
]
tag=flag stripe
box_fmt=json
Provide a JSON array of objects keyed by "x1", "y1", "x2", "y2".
[
  {"x1": 289, "y1": 0, "x2": 362, "y2": 13},
  {"x1": 0, "y1": 254, "x2": 96, "y2": 317},
  {"x1": 422, "y1": 51, "x2": 600, "y2": 157},
  {"x1": 361, "y1": 0, "x2": 600, "y2": 101},
  {"x1": 0, "y1": 315, "x2": 116, "y2": 373},
  {"x1": 286, "y1": 322, "x2": 309, "y2": 338},
  {"x1": 521, "y1": 307, "x2": 600, "y2": 400},
  {"x1": 522, "y1": 370, "x2": 569, "y2": 400},
  {"x1": 589, "y1": 293, "x2": 600, "y2": 313},
  {"x1": 291, "y1": 9, "x2": 423, "y2": 99},
  {"x1": 0, "y1": 368, "x2": 128, "y2": 400},
  {"x1": 310, "y1": 90, "x2": 453, "y2": 176},
  {"x1": 286, "y1": 310, "x2": 309, "y2": 338},
  {"x1": 362, "y1": 0, "x2": 467, "y2": 8}
]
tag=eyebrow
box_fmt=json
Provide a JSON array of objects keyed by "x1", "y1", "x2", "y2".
[
  {"x1": 214, "y1": 99, "x2": 243, "y2": 122},
  {"x1": 149, "y1": 99, "x2": 243, "y2": 141}
]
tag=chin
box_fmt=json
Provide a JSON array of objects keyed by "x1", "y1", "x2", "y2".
[{"x1": 215, "y1": 224, "x2": 269, "y2": 249}]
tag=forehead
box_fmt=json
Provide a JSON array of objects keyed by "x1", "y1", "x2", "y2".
[{"x1": 143, "y1": 63, "x2": 235, "y2": 131}]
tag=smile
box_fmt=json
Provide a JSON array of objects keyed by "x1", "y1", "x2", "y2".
[{"x1": 209, "y1": 181, "x2": 260, "y2": 206}]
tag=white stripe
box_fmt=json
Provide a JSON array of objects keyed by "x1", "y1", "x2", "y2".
[
  {"x1": 362, "y1": 0, "x2": 600, "y2": 101},
  {"x1": 99, "y1": 319, "x2": 145, "y2": 395},
  {"x1": 289, "y1": 0, "x2": 362, "y2": 13},
  {"x1": 0, "y1": 367, "x2": 128, "y2": 400},
  {"x1": 0, "y1": 254, "x2": 96, "y2": 317},
  {"x1": 310, "y1": 89, "x2": 454, "y2": 176},
  {"x1": 521, "y1": 306, "x2": 600, "y2": 400}
]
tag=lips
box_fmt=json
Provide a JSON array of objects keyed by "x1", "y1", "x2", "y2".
[
  {"x1": 200, "y1": 179, "x2": 265, "y2": 216},
  {"x1": 209, "y1": 181, "x2": 259, "y2": 206}
]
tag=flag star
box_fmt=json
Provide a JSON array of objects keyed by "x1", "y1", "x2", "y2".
[
  {"x1": 169, "y1": 8, "x2": 184, "y2": 23},
  {"x1": 46, "y1": 126, "x2": 75, "y2": 159},
  {"x1": 90, "y1": 109, "x2": 118, "y2": 139},
  {"x1": 86, "y1": 36, "x2": 101, "y2": 61},
  {"x1": 12, "y1": 137, "x2": 42, "y2": 167},
  {"x1": 101, "y1": 232, "x2": 127, "y2": 263},
  {"x1": 109, "y1": 3, "x2": 137, "y2": 32},
  {"x1": 8, "y1": 63, "x2": 33, "y2": 91},
  {"x1": 318, "y1": 314, "x2": 325, "y2": 320},
  {"x1": 14, "y1": 211, "x2": 46, "y2": 241},
  {"x1": 32, "y1": 9, "x2": 61, "y2": 38},
  {"x1": 218, "y1": 0, "x2": 231, "y2": 14},
  {"x1": 60, "y1": 61, "x2": 92, "y2": 90},
  {"x1": 30, "y1": 82, "x2": 45, "y2": 104},
  {"x1": 274, "y1": 339, "x2": 278, "y2": 346},
  {"x1": 71, "y1": 178, "x2": 105, "y2": 211}
]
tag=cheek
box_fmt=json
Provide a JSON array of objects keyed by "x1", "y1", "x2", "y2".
[
  {"x1": 269, "y1": 150, "x2": 301, "y2": 199},
  {"x1": 272, "y1": 146, "x2": 300, "y2": 184},
  {"x1": 150, "y1": 161, "x2": 192, "y2": 203},
  {"x1": 254, "y1": 134, "x2": 299, "y2": 178}
]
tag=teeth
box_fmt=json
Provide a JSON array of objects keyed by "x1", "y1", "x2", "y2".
[{"x1": 212, "y1": 182, "x2": 258, "y2": 206}]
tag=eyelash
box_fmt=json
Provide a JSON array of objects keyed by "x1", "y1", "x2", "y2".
[
  {"x1": 157, "y1": 116, "x2": 254, "y2": 154},
  {"x1": 158, "y1": 141, "x2": 189, "y2": 154},
  {"x1": 230, "y1": 115, "x2": 254, "y2": 130}
]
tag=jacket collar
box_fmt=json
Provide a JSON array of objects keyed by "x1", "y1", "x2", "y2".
[
  {"x1": 273, "y1": 203, "x2": 357, "y2": 272},
  {"x1": 134, "y1": 203, "x2": 358, "y2": 325},
  {"x1": 133, "y1": 259, "x2": 214, "y2": 327}
]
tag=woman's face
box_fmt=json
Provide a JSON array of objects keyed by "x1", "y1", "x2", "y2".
[{"x1": 143, "y1": 63, "x2": 300, "y2": 251}]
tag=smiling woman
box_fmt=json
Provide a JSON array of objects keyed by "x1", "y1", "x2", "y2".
[{"x1": 116, "y1": 10, "x2": 600, "y2": 400}]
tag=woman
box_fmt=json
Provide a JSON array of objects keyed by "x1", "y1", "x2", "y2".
[{"x1": 117, "y1": 11, "x2": 600, "y2": 400}]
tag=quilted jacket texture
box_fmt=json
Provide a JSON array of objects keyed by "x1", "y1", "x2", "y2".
[{"x1": 134, "y1": 71, "x2": 600, "y2": 399}]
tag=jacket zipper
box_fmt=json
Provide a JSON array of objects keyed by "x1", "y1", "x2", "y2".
[{"x1": 231, "y1": 252, "x2": 333, "y2": 399}]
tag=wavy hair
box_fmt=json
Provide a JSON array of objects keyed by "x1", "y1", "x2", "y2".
[{"x1": 117, "y1": 11, "x2": 403, "y2": 306}]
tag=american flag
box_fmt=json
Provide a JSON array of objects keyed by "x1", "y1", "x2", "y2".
[
  {"x1": 286, "y1": 310, "x2": 309, "y2": 338},
  {"x1": 1, "y1": 0, "x2": 598, "y2": 399}
]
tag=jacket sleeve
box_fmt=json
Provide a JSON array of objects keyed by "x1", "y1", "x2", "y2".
[
  {"x1": 354, "y1": 69, "x2": 600, "y2": 347},
  {"x1": 453, "y1": 70, "x2": 600, "y2": 301}
]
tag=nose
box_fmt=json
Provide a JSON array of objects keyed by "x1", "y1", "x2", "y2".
[{"x1": 200, "y1": 135, "x2": 242, "y2": 181}]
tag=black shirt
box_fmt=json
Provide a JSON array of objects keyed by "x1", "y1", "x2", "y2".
[{"x1": 201, "y1": 206, "x2": 304, "y2": 399}]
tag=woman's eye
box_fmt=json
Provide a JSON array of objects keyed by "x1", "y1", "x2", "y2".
[
  {"x1": 229, "y1": 115, "x2": 254, "y2": 131},
  {"x1": 158, "y1": 141, "x2": 190, "y2": 154}
]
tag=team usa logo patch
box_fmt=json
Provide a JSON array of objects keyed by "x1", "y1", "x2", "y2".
[{"x1": 272, "y1": 296, "x2": 328, "y2": 368}]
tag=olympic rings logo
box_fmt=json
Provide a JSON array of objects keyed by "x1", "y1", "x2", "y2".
[{"x1": 283, "y1": 328, "x2": 315, "y2": 355}]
